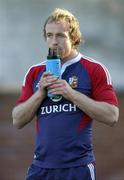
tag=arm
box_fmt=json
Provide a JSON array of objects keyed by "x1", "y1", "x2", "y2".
[
  {"x1": 68, "y1": 88, "x2": 119, "y2": 126},
  {"x1": 12, "y1": 72, "x2": 57, "y2": 129},
  {"x1": 12, "y1": 90, "x2": 45, "y2": 129},
  {"x1": 48, "y1": 79, "x2": 119, "y2": 126}
]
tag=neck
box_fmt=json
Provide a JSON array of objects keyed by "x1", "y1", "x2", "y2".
[{"x1": 61, "y1": 50, "x2": 78, "y2": 65}]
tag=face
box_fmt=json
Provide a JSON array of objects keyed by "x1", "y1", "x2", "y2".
[{"x1": 45, "y1": 21, "x2": 76, "y2": 63}]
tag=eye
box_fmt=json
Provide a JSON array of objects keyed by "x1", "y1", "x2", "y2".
[
  {"x1": 46, "y1": 33, "x2": 53, "y2": 38},
  {"x1": 57, "y1": 33, "x2": 66, "y2": 38}
]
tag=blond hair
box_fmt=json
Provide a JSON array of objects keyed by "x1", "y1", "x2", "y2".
[{"x1": 43, "y1": 8, "x2": 82, "y2": 48}]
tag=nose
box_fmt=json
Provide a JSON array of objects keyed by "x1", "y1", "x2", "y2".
[{"x1": 52, "y1": 35, "x2": 58, "y2": 46}]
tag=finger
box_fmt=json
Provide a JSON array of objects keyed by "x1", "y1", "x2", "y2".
[
  {"x1": 42, "y1": 72, "x2": 52, "y2": 78},
  {"x1": 48, "y1": 89, "x2": 63, "y2": 95},
  {"x1": 46, "y1": 77, "x2": 59, "y2": 84},
  {"x1": 48, "y1": 84, "x2": 65, "y2": 93},
  {"x1": 49, "y1": 82, "x2": 63, "y2": 89}
]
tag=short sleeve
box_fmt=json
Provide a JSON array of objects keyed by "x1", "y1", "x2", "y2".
[
  {"x1": 17, "y1": 67, "x2": 34, "y2": 104},
  {"x1": 91, "y1": 63, "x2": 118, "y2": 106}
]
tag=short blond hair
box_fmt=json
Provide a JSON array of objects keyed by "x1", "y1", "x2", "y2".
[{"x1": 43, "y1": 8, "x2": 82, "y2": 48}]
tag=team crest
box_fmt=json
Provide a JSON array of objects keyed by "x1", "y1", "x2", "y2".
[{"x1": 69, "y1": 76, "x2": 78, "y2": 88}]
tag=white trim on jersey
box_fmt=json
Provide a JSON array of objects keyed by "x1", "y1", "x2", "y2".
[
  {"x1": 87, "y1": 163, "x2": 95, "y2": 180},
  {"x1": 61, "y1": 53, "x2": 82, "y2": 75},
  {"x1": 22, "y1": 53, "x2": 112, "y2": 86},
  {"x1": 81, "y1": 54, "x2": 112, "y2": 85},
  {"x1": 22, "y1": 61, "x2": 46, "y2": 86}
]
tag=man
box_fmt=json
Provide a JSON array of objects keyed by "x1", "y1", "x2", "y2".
[{"x1": 12, "y1": 8, "x2": 119, "y2": 180}]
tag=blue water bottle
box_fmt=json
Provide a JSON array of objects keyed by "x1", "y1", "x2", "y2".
[{"x1": 46, "y1": 48, "x2": 61, "y2": 99}]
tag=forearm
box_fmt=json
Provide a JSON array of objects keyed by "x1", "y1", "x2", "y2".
[
  {"x1": 69, "y1": 89, "x2": 119, "y2": 126},
  {"x1": 12, "y1": 90, "x2": 45, "y2": 129}
]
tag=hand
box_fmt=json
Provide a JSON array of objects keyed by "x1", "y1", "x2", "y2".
[
  {"x1": 48, "y1": 78, "x2": 74, "y2": 100},
  {"x1": 38, "y1": 72, "x2": 59, "y2": 97}
]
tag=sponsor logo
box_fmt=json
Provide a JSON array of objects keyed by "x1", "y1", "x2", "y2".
[{"x1": 40, "y1": 103, "x2": 77, "y2": 115}]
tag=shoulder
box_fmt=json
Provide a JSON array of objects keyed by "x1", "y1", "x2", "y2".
[
  {"x1": 80, "y1": 54, "x2": 106, "y2": 71},
  {"x1": 27, "y1": 61, "x2": 46, "y2": 74},
  {"x1": 23, "y1": 61, "x2": 46, "y2": 86},
  {"x1": 79, "y1": 54, "x2": 112, "y2": 85}
]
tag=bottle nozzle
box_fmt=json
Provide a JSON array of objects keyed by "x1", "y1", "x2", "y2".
[{"x1": 47, "y1": 48, "x2": 60, "y2": 59}]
